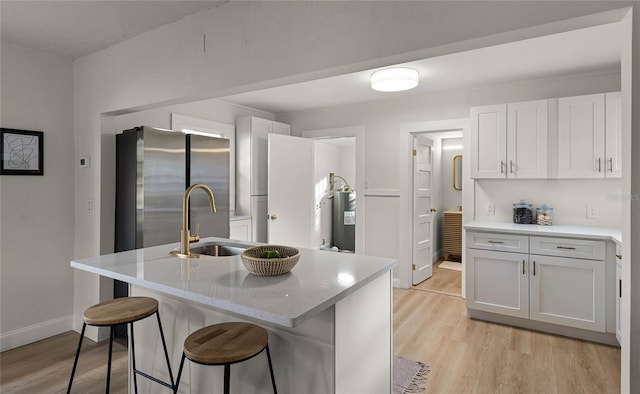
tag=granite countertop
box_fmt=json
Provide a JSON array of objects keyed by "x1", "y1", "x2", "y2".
[
  {"x1": 71, "y1": 237, "x2": 397, "y2": 328},
  {"x1": 464, "y1": 221, "x2": 621, "y2": 244}
]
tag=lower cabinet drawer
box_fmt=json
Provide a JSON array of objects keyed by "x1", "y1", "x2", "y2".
[
  {"x1": 530, "y1": 236, "x2": 605, "y2": 260},
  {"x1": 467, "y1": 231, "x2": 529, "y2": 253}
]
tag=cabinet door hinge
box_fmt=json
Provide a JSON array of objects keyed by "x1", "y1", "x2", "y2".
[{"x1": 412, "y1": 149, "x2": 417, "y2": 156}]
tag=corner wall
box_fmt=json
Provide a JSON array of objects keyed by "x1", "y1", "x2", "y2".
[{"x1": 0, "y1": 42, "x2": 74, "y2": 350}]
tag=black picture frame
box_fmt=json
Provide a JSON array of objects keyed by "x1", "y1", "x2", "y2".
[{"x1": 1, "y1": 128, "x2": 44, "y2": 175}]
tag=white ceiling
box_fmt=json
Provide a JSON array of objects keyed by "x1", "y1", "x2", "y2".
[
  {"x1": 0, "y1": 1, "x2": 228, "y2": 60},
  {"x1": 0, "y1": 2, "x2": 622, "y2": 115},
  {"x1": 222, "y1": 21, "x2": 622, "y2": 114}
]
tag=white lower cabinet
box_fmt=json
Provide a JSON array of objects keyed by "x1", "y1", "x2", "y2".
[
  {"x1": 466, "y1": 249, "x2": 529, "y2": 318},
  {"x1": 529, "y1": 255, "x2": 605, "y2": 331},
  {"x1": 229, "y1": 217, "x2": 252, "y2": 241},
  {"x1": 467, "y1": 231, "x2": 610, "y2": 336}
]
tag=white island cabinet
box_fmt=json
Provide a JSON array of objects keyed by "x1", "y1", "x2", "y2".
[{"x1": 71, "y1": 238, "x2": 396, "y2": 393}]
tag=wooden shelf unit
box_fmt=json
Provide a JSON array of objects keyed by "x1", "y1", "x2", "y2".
[{"x1": 443, "y1": 210, "x2": 463, "y2": 261}]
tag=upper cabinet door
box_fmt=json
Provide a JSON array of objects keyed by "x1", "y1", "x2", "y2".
[
  {"x1": 471, "y1": 104, "x2": 507, "y2": 179},
  {"x1": 506, "y1": 100, "x2": 548, "y2": 179},
  {"x1": 558, "y1": 93, "x2": 605, "y2": 178},
  {"x1": 605, "y1": 92, "x2": 622, "y2": 178}
]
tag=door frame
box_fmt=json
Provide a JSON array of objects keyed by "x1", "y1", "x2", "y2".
[
  {"x1": 399, "y1": 119, "x2": 471, "y2": 294},
  {"x1": 302, "y1": 126, "x2": 365, "y2": 254}
]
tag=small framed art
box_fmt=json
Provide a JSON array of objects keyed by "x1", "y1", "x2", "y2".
[{"x1": 1, "y1": 128, "x2": 44, "y2": 175}]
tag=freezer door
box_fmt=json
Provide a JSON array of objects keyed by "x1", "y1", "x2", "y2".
[
  {"x1": 142, "y1": 127, "x2": 186, "y2": 247},
  {"x1": 189, "y1": 134, "x2": 230, "y2": 238}
]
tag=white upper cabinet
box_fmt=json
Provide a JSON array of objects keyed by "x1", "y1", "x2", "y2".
[
  {"x1": 471, "y1": 99, "x2": 548, "y2": 179},
  {"x1": 507, "y1": 100, "x2": 548, "y2": 178},
  {"x1": 558, "y1": 92, "x2": 621, "y2": 179},
  {"x1": 470, "y1": 104, "x2": 507, "y2": 179},
  {"x1": 235, "y1": 116, "x2": 291, "y2": 239},
  {"x1": 605, "y1": 92, "x2": 622, "y2": 178}
]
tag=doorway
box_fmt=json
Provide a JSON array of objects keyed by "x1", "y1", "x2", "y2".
[
  {"x1": 398, "y1": 119, "x2": 470, "y2": 295},
  {"x1": 410, "y1": 132, "x2": 464, "y2": 296}
]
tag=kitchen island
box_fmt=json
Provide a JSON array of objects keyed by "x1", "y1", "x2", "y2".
[{"x1": 71, "y1": 238, "x2": 397, "y2": 393}]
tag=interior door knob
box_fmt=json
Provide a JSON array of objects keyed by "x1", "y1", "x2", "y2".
[
  {"x1": 270, "y1": 214, "x2": 278, "y2": 220},
  {"x1": 430, "y1": 208, "x2": 437, "y2": 212}
]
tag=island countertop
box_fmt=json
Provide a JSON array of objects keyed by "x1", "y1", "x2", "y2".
[{"x1": 71, "y1": 238, "x2": 397, "y2": 328}]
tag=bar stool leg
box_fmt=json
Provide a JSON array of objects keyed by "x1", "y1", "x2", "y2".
[
  {"x1": 173, "y1": 354, "x2": 187, "y2": 394},
  {"x1": 155, "y1": 310, "x2": 175, "y2": 388},
  {"x1": 67, "y1": 323, "x2": 87, "y2": 394},
  {"x1": 130, "y1": 323, "x2": 138, "y2": 394},
  {"x1": 265, "y1": 344, "x2": 277, "y2": 393},
  {"x1": 105, "y1": 326, "x2": 114, "y2": 394},
  {"x1": 223, "y1": 364, "x2": 231, "y2": 394}
]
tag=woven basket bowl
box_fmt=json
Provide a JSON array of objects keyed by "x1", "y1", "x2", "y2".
[{"x1": 241, "y1": 245, "x2": 300, "y2": 276}]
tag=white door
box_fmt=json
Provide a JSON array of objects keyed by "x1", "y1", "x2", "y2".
[
  {"x1": 412, "y1": 135, "x2": 434, "y2": 285},
  {"x1": 529, "y1": 255, "x2": 605, "y2": 331},
  {"x1": 558, "y1": 93, "x2": 605, "y2": 178},
  {"x1": 466, "y1": 249, "x2": 530, "y2": 319},
  {"x1": 470, "y1": 104, "x2": 507, "y2": 179},
  {"x1": 268, "y1": 133, "x2": 314, "y2": 248},
  {"x1": 605, "y1": 91, "x2": 622, "y2": 178},
  {"x1": 506, "y1": 99, "x2": 548, "y2": 178}
]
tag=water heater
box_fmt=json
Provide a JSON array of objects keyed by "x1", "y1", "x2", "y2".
[{"x1": 332, "y1": 191, "x2": 356, "y2": 252}]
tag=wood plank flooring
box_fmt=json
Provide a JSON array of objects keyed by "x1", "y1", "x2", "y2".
[
  {"x1": 1, "y1": 289, "x2": 620, "y2": 393},
  {"x1": 1, "y1": 331, "x2": 128, "y2": 393},
  {"x1": 413, "y1": 259, "x2": 462, "y2": 296},
  {"x1": 393, "y1": 288, "x2": 621, "y2": 394}
]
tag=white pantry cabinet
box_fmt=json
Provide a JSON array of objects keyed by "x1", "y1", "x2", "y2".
[
  {"x1": 466, "y1": 231, "x2": 607, "y2": 333},
  {"x1": 236, "y1": 116, "x2": 291, "y2": 242},
  {"x1": 558, "y1": 92, "x2": 621, "y2": 178},
  {"x1": 470, "y1": 99, "x2": 548, "y2": 179}
]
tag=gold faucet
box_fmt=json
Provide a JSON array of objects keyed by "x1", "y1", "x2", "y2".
[{"x1": 170, "y1": 183, "x2": 216, "y2": 258}]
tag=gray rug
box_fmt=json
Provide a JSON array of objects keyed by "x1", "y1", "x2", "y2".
[{"x1": 393, "y1": 355, "x2": 430, "y2": 394}]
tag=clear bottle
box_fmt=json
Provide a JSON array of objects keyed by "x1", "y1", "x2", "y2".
[{"x1": 536, "y1": 204, "x2": 554, "y2": 226}]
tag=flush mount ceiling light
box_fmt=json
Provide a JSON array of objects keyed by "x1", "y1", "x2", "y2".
[{"x1": 370, "y1": 67, "x2": 419, "y2": 92}]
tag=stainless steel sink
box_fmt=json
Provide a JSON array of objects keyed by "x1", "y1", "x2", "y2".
[{"x1": 189, "y1": 241, "x2": 248, "y2": 257}]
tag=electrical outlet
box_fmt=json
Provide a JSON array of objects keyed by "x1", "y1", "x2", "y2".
[
  {"x1": 486, "y1": 203, "x2": 495, "y2": 215},
  {"x1": 586, "y1": 205, "x2": 599, "y2": 219}
]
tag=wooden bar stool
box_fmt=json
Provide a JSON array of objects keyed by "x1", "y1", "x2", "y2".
[
  {"x1": 173, "y1": 322, "x2": 277, "y2": 394},
  {"x1": 67, "y1": 296, "x2": 175, "y2": 393}
]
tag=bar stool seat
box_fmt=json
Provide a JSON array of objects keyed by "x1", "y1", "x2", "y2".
[
  {"x1": 174, "y1": 322, "x2": 277, "y2": 394},
  {"x1": 68, "y1": 296, "x2": 174, "y2": 394},
  {"x1": 83, "y1": 296, "x2": 158, "y2": 326}
]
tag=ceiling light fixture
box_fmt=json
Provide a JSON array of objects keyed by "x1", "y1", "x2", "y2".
[{"x1": 370, "y1": 67, "x2": 419, "y2": 92}]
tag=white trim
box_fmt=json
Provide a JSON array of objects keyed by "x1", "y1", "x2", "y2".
[
  {"x1": 0, "y1": 315, "x2": 74, "y2": 352},
  {"x1": 302, "y1": 126, "x2": 366, "y2": 255},
  {"x1": 363, "y1": 189, "x2": 400, "y2": 197},
  {"x1": 399, "y1": 118, "x2": 470, "y2": 291}
]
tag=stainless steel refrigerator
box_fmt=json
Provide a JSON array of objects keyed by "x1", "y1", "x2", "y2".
[{"x1": 114, "y1": 126, "x2": 230, "y2": 299}]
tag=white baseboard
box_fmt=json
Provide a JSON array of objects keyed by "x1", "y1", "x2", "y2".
[{"x1": 1, "y1": 315, "x2": 74, "y2": 352}]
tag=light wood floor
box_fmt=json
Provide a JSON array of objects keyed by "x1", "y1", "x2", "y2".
[
  {"x1": 2, "y1": 289, "x2": 620, "y2": 393},
  {"x1": 1, "y1": 331, "x2": 128, "y2": 393},
  {"x1": 413, "y1": 259, "x2": 462, "y2": 296},
  {"x1": 394, "y1": 288, "x2": 621, "y2": 393}
]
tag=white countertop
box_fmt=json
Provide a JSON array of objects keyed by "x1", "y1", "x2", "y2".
[
  {"x1": 71, "y1": 238, "x2": 397, "y2": 328},
  {"x1": 465, "y1": 221, "x2": 621, "y2": 244}
]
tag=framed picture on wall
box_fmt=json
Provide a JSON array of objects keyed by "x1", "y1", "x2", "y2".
[{"x1": 1, "y1": 128, "x2": 44, "y2": 175}]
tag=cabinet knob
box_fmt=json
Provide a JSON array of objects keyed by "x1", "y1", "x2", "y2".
[{"x1": 269, "y1": 214, "x2": 278, "y2": 220}]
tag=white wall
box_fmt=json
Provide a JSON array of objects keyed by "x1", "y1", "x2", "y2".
[
  {"x1": 67, "y1": 2, "x2": 639, "y2": 389},
  {"x1": 0, "y1": 42, "x2": 75, "y2": 350},
  {"x1": 278, "y1": 72, "x2": 621, "y2": 260},
  {"x1": 441, "y1": 138, "x2": 463, "y2": 211}
]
